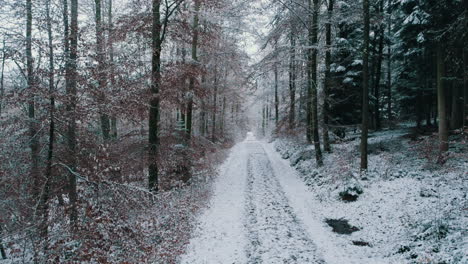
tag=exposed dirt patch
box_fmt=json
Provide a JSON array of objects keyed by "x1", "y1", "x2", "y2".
[
  {"x1": 325, "y1": 219, "x2": 360, "y2": 235},
  {"x1": 352, "y1": 240, "x2": 371, "y2": 247}
]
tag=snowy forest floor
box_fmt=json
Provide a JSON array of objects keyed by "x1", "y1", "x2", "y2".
[{"x1": 181, "y1": 127, "x2": 467, "y2": 264}]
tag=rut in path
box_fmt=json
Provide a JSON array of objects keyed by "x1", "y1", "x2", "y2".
[{"x1": 244, "y1": 142, "x2": 324, "y2": 264}]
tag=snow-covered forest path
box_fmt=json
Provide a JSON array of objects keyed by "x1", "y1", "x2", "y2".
[{"x1": 181, "y1": 133, "x2": 327, "y2": 264}]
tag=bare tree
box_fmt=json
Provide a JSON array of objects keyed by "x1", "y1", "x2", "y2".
[
  {"x1": 26, "y1": 0, "x2": 40, "y2": 200},
  {"x1": 186, "y1": 0, "x2": 201, "y2": 142},
  {"x1": 67, "y1": 0, "x2": 79, "y2": 224},
  {"x1": 148, "y1": 0, "x2": 185, "y2": 192},
  {"x1": 95, "y1": 0, "x2": 111, "y2": 140},
  {"x1": 322, "y1": 0, "x2": 333, "y2": 152},
  {"x1": 0, "y1": 38, "x2": 5, "y2": 115},
  {"x1": 360, "y1": 0, "x2": 370, "y2": 170},
  {"x1": 308, "y1": 0, "x2": 323, "y2": 166}
]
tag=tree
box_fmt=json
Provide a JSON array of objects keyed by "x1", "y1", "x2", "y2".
[
  {"x1": 211, "y1": 66, "x2": 218, "y2": 142},
  {"x1": 108, "y1": 0, "x2": 118, "y2": 139},
  {"x1": 148, "y1": 0, "x2": 185, "y2": 192},
  {"x1": 308, "y1": 0, "x2": 323, "y2": 166},
  {"x1": 323, "y1": 0, "x2": 333, "y2": 152},
  {"x1": 386, "y1": 0, "x2": 392, "y2": 122},
  {"x1": 148, "y1": 0, "x2": 162, "y2": 192},
  {"x1": 95, "y1": 0, "x2": 111, "y2": 140},
  {"x1": 373, "y1": 1, "x2": 385, "y2": 130},
  {"x1": 39, "y1": 0, "x2": 56, "y2": 248},
  {"x1": 186, "y1": 0, "x2": 201, "y2": 142},
  {"x1": 289, "y1": 10, "x2": 296, "y2": 129},
  {"x1": 360, "y1": 0, "x2": 370, "y2": 170},
  {"x1": 437, "y1": 43, "x2": 448, "y2": 151},
  {"x1": 67, "y1": 0, "x2": 79, "y2": 224},
  {"x1": 274, "y1": 57, "x2": 279, "y2": 126},
  {"x1": 26, "y1": 0, "x2": 40, "y2": 200},
  {"x1": 0, "y1": 38, "x2": 5, "y2": 115}
]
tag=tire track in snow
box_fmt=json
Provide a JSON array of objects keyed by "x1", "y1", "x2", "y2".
[{"x1": 244, "y1": 142, "x2": 324, "y2": 264}]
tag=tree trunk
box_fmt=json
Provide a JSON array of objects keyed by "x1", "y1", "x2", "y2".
[
  {"x1": 464, "y1": 37, "x2": 468, "y2": 131},
  {"x1": 360, "y1": 0, "x2": 370, "y2": 170},
  {"x1": 186, "y1": 0, "x2": 200, "y2": 142},
  {"x1": 374, "y1": 8, "x2": 384, "y2": 130},
  {"x1": 306, "y1": 41, "x2": 312, "y2": 144},
  {"x1": 200, "y1": 100, "x2": 206, "y2": 136},
  {"x1": 26, "y1": 0, "x2": 40, "y2": 201},
  {"x1": 39, "y1": 0, "x2": 55, "y2": 250},
  {"x1": 289, "y1": 24, "x2": 296, "y2": 129},
  {"x1": 437, "y1": 43, "x2": 448, "y2": 151},
  {"x1": 95, "y1": 0, "x2": 110, "y2": 140},
  {"x1": 67, "y1": 0, "x2": 79, "y2": 224},
  {"x1": 464, "y1": 0, "x2": 468, "y2": 132},
  {"x1": 274, "y1": 62, "x2": 279, "y2": 126},
  {"x1": 148, "y1": 0, "x2": 162, "y2": 192},
  {"x1": 369, "y1": 33, "x2": 377, "y2": 131},
  {"x1": 450, "y1": 83, "x2": 462, "y2": 130},
  {"x1": 108, "y1": 0, "x2": 117, "y2": 139},
  {"x1": 0, "y1": 38, "x2": 5, "y2": 115},
  {"x1": 0, "y1": 225, "x2": 6, "y2": 259},
  {"x1": 309, "y1": 0, "x2": 323, "y2": 166},
  {"x1": 387, "y1": 0, "x2": 392, "y2": 122},
  {"x1": 211, "y1": 68, "x2": 218, "y2": 142},
  {"x1": 426, "y1": 93, "x2": 432, "y2": 126},
  {"x1": 262, "y1": 104, "x2": 266, "y2": 135},
  {"x1": 200, "y1": 75, "x2": 206, "y2": 136},
  {"x1": 0, "y1": 223, "x2": 7, "y2": 259},
  {"x1": 323, "y1": 0, "x2": 333, "y2": 152}
]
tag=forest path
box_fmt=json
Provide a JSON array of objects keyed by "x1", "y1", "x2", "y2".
[{"x1": 180, "y1": 133, "x2": 325, "y2": 264}]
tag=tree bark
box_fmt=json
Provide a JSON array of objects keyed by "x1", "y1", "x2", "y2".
[
  {"x1": 0, "y1": 225, "x2": 5, "y2": 259},
  {"x1": 67, "y1": 0, "x2": 79, "y2": 224},
  {"x1": 437, "y1": 43, "x2": 448, "y2": 151},
  {"x1": 0, "y1": 222, "x2": 6, "y2": 259},
  {"x1": 39, "y1": 0, "x2": 55, "y2": 249},
  {"x1": 186, "y1": 0, "x2": 200, "y2": 142},
  {"x1": 221, "y1": 96, "x2": 226, "y2": 133},
  {"x1": 374, "y1": 4, "x2": 384, "y2": 130},
  {"x1": 309, "y1": 0, "x2": 323, "y2": 166},
  {"x1": 449, "y1": 82, "x2": 462, "y2": 129},
  {"x1": 26, "y1": 0, "x2": 40, "y2": 201},
  {"x1": 211, "y1": 69, "x2": 218, "y2": 142},
  {"x1": 274, "y1": 61, "x2": 279, "y2": 126},
  {"x1": 0, "y1": 38, "x2": 5, "y2": 115},
  {"x1": 95, "y1": 0, "x2": 110, "y2": 140},
  {"x1": 199, "y1": 75, "x2": 206, "y2": 136},
  {"x1": 387, "y1": 0, "x2": 392, "y2": 122},
  {"x1": 360, "y1": 0, "x2": 370, "y2": 170},
  {"x1": 464, "y1": 0, "x2": 468, "y2": 132},
  {"x1": 108, "y1": 0, "x2": 117, "y2": 139},
  {"x1": 323, "y1": 0, "x2": 333, "y2": 152},
  {"x1": 148, "y1": 0, "x2": 162, "y2": 192},
  {"x1": 306, "y1": 42, "x2": 312, "y2": 143},
  {"x1": 289, "y1": 22, "x2": 296, "y2": 129},
  {"x1": 464, "y1": 37, "x2": 468, "y2": 132}
]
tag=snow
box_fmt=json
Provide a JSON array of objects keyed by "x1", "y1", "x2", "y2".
[
  {"x1": 182, "y1": 129, "x2": 467, "y2": 264},
  {"x1": 180, "y1": 137, "x2": 249, "y2": 264},
  {"x1": 417, "y1": 32, "x2": 425, "y2": 43},
  {"x1": 403, "y1": 7, "x2": 429, "y2": 25},
  {"x1": 263, "y1": 142, "x2": 388, "y2": 264},
  {"x1": 182, "y1": 133, "x2": 325, "y2": 263},
  {"x1": 334, "y1": 65, "x2": 346, "y2": 73},
  {"x1": 272, "y1": 128, "x2": 467, "y2": 264},
  {"x1": 343, "y1": 77, "x2": 353, "y2": 84},
  {"x1": 352, "y1": 59, "x2": 363, "y2": 66}
]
